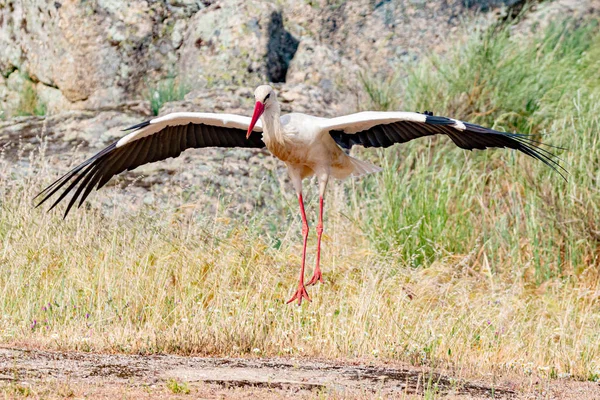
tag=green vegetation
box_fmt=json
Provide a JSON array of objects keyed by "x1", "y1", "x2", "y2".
[
  {"x1": 166, "y1": 378, "x2": 190, "y2": 394},
  {"x1": 357, "y1": 18, "x2": 599, "y2": 279},
  {"x1": 8, "y1": 384, "x2": 32, "y2": 397},
  {"x1": 16, "y1": 76, "x2": 46, "y2": 117},
  {"x1": 358, "y1": 70, "x2": 401, "y2": 111},
  {"x1": 146, "y1": 75, "x2": 190, "y2": 116},
  {"x1": 1, "y1": 17, "x2": 599, "y2": 385}
]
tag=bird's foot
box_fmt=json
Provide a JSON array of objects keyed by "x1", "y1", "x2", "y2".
[
  {"x1": 307, "y1": 267, "x2": 323, "y2": 286},
  {"x1": 286, "y1": 284, "x2": 311, "y2": 305}
]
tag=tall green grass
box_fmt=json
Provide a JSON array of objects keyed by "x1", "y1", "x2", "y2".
[
  {"x1": 355, "y1": 19, "x2": 600, "y2": 282},
  {"x1": 359, "y1": 71, "x2": 401, "y2": 111}
]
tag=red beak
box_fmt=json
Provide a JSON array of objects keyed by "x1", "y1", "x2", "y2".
[{"x1": 247, "y1": 101, "x2": 264, "y2": 139}]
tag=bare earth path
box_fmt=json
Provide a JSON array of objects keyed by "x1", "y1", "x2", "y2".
[{"x1": 1, "y1": 347, "x2": 599, "y2": 399}]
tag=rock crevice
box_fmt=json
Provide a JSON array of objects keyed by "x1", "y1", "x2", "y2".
[{"x1": 266, "y1": 11, "x2": 299, "y2": 83}]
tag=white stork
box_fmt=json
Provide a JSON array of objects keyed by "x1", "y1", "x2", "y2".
[{"x1": 35, "y1": 85, "x2": 564, "y2": 305}]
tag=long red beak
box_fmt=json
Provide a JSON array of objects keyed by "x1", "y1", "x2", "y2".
[{"x1": 247, "y1": 101, "x2": 264, "y2": 139}]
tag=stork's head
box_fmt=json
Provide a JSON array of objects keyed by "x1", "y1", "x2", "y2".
[{"x1": 247, "y1": 85, "x2": 276, "y2": 139}]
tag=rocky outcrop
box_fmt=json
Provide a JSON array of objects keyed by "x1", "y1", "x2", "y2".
[
  {"x1": 0, "y1": 0, "x2": 501, "y2": 118},
  {"x1": 0, "y1": 0, "x2": 201, "y2": 114},
  {"x1": 1, "y1": 0, "x2": 597, "y2": 120},
  {"x1": 177, "y1": 0, "x2": 279, "y2": 89}
]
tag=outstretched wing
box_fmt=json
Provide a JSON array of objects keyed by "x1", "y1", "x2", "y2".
[
  {"x1": 321, "y1": 111, "x2": 565, "y2": 178},
  {"x1": 34, "y1": 112, "x2": 265, "y2": 217}
]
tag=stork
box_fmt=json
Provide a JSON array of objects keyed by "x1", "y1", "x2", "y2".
[{"x1": 34, "y1": 85, "x2": 564, "y2": 305}]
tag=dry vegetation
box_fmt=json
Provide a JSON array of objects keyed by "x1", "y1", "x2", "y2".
[{"x1": 1, "y1": 16, "x2": 599, "y2": 390}]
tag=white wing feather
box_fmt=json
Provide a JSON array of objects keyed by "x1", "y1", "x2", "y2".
[
  {"x1": 117, "y1": 112, "x2": 263, "y2": 148},
  {"x1": 318, "y1": 111, "x2": 427, "y2": 133}
]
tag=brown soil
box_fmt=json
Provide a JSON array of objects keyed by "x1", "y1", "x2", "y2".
[{"x1": 1, "y1": 347, "x2": 600, "y2": 399}]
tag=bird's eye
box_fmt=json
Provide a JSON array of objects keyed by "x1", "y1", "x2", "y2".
[{"x1": 264, "y1": 93, "x2": 271, "y2": 102}]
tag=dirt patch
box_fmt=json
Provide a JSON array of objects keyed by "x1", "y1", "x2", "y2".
[
  {"x1": 3, "y1": 346, "x2": 599, "y2": 399},
  {"x1": 0, "y1": 347, "x2": 517, "y2": 398},
  {"x1": 3, "y1": 346, "x2": 600, "y2": 399}
]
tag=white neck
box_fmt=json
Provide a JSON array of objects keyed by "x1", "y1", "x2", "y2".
[{"x1": 260, "y1": 102, "x2": 284, "y2": 145}]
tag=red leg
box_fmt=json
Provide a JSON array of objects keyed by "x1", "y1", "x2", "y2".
[
  {"x1": 287, "y1": 194, "x2": 311, "y2": 305},
  {"x1": 308, "y1": 196, "x2": 324, "y2": 285}
]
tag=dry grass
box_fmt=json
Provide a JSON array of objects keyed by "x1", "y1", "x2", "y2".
[{"x1": 1, "y1": 17, "x2": 600, "y2": 386}]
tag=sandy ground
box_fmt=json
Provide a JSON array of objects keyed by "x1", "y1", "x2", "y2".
[{"x1": 1, "y1": 347, "x2": 599, "y2": 399}]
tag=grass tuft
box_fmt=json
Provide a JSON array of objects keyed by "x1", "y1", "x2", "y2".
[
  {"x1": 166, "y1": 378, "x2": 190, "y2": 394},
  {"x1": 16, "y1": 77, "x2": 46, "y2": 117},
  {"x1": 146, "y1": 75, "x2": 190, "y2": 116}
]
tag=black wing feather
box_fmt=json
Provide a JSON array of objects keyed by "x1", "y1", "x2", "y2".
[
  {"x1": 48, "y1": 163, "x2": 96, "y2": 213},
  {"x1": 126, "y1": 133, "x2": 153, "y2": 172},
  {"x1": 35, "y1": 121, "x2": 265, "y2": 216},
  {"x1": 96, "y1": 145, "x2": 137, "y2": 190},
  {"x1": 329, "y1": 113, "x2": 565, "y2": 179},
  {"x1": 77, "y1": 166, "x2": 104, "y2": 209},
  {"x1": 63, "y1": 162, "x2": 101, "y2": 217}
]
